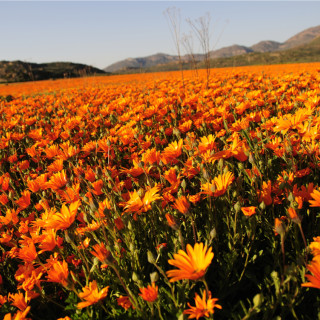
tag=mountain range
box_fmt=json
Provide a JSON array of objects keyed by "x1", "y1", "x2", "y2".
[
  {"x1": 103, "y1": 25, "x2": 320, "y2": 73},
  {"x1": 1, "y1": 25, "x2": 320, "y2": 83}
]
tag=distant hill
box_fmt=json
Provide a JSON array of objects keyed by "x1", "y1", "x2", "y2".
[
  {"x1": 209, "y1": 45, "x2": 253, "y2": 58},
  {"x1": 204, "y1": 35, "x2": 320, "y2": 69},
  {"x1": 0, "y1": 61, "x2": 107, "y2": 83},
  {"x1": 103, "y1": 53, "x2": 181, "y2": 73},
  {"x1": 250, "y1": 40, "x2": 282, "y2": 53},
  {"x1": 279, "y1": 25, "x2": 320, "y2": 50},
  {"x1": 104, "y1": 25, "x2": 320, "y2": 73}
]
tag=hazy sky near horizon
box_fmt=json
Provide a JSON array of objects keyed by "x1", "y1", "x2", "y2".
[{"x1": 1, "y1": 1, "x2": 320, "y2": 69}]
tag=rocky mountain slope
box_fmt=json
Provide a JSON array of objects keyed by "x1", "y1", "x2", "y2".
[{"x1": 104, "y1": 25, "x2": 320, "y2": 73}]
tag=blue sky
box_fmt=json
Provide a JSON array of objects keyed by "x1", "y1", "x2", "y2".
[{"x1": 1, "y1": 1, "x2": 320, "y2": 69}]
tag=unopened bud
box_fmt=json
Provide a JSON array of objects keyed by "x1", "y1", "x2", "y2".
[
  {"x1": 147, "y1": 250, "x2": 156, "y2": 264},
  {"x1": 150, "y1": 272, "x2": 159, "y2": 283},
  {"x1": 259, "y1": 201, "x2": 266, "y2": 211},
  {"x1": 132, "y1": 272, "x2": 140, "y2": 283},
  {"x1": 234, "y1": 201, "x2": 241, "y2": 213},
  {"x1": 181, "y1": 179, "x2": 187, "y2": 191},
  {"x1": 210, "y1": 228, "x2": 216, "y2": 239}
]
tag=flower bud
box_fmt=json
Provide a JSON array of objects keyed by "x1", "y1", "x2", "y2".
[
  {"x1": 132, "y1": 272, "x2": 140, "y2": 283},
  {"x1": 150, "y1": 272, "x2": 159, "y2": 283},
  {"x1": 147, "y1": 250, "x2": 156, "y2": 264},
  {"x1": 234, "y1": 201, "x2": 242, "y2": 214},
  {"x1": 259, "y1": 201, "x2": 266, "y2": 211}
]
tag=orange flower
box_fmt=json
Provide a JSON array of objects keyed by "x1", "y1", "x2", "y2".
[
  {"x1": 198, "y1": 134, "x2": 216, "y2": 154},
  {"x1": 57, "y1": 183, "x2": 80, "y2": 204},
  {"x1": 201, "y1": 180, "x2": 215, "y2": 197},
  {"x1": 124, "y1": 186, "x2": 161, "y2": 216},
  {"x1": 183, "y1": 290, "x2": 222, "y2": 319},
  {"x1": 258, "y1": 180, "x2": 272, "y2": 206},
  {"x1": 123, "y1": 190, "x2": 144, "y2": 215},
  {"x1": 27, "y1": 179, "x2": 40, "y2": 193},
  {"x1": 172, "y1": 196, "x2": 190, "y2": 215},
  {"x1": 201, "y1": 171, "x2": 234, "y2": 198},
  {"x1": 46, "y1": 259, "x2": 69, "y2": 287},
  {"x1": 45, "y1": 170, "x2": 68, "y2": 190},
  {"x1": 161, "y1": 139, "x2": 183, "y2": 164},
  {"x1": 0, "y1": 208, "x2": 19, "y2": 225},
  {"x1": 166, "y1": 243, "x2": 213, "y2": 282},
  {"x1": 165, "y1": 213, "x2": 179, "y2": 230},
  {"x1": 142, "y1": 185, "x2": 162, "y2": 211},
  {"x1": 213, "y1": 171, "x2": 234, "y2": 197},
  {"x1": 16, "y1": 191, "x2": 31, "y2": 210},
  {"x1": 310, "y1": 237, "x2": 320, "y2": 257},
  {"x1": 18, "y1": 240, "x2": 38, "y2": 263},
  {"x1": 4, "y1": 306, "x2": 31, "y2": 320},
  {"x1": 274, "y1": 217, "x2": 286, "y2": 236},
  {"x1": 301, "y1": 257, "x2": 320, "y2": 289},
  {"x1": 77, "y1": 280, "x2": 109, "y2": 309},
  {"x1": 309, "y1": 188, "x2": 320, "y2": 207},
  {"x1": 241, "y1": 206, "x2": 256, "y2": 217},
  {"x1": 117, "y1": 295, "x2": 134, "y2": 310},
  {"x1": 0, "y1": 294, "x2": 7, "y2": 306},
  {"x1": 139, "y1": 282, "x2": 158, "y2": 302},
  {"x1": 8, "y1": 292, "x2": 29, "y2": 311},
  {"x1": 90, "y1": 243, "x2": 111, "y2": 265},
  {"x1": 45, "y1": 200, "x2": 80, "y2": 230},
  {"x1": 91, "y1": 179, "x2": 104, "y2": 195},
  {"x1": 47, "y1": 159, "x2": 64, "y2": 173},
  {"x1": 36, "y1": 229, "x2": 60, "y2": 254},
  {"x1": 287, "y1": 207, "x2": 301, "y2": 224},
  {"x1": 0, "y1": 193, "x2": 8, "y2": 205}
]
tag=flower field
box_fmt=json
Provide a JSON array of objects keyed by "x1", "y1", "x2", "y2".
[{"x1": 1, "y1": 63, "x2": 320, "y2": 319}]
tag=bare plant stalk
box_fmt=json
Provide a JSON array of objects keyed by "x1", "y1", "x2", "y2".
[
  {"x1": 187, "y1": 13, "x2": 211, "y2": 88},
  {"x1": 164, "y1": 7, "x2": 184, "y2": 87},
  {"x1": 181, "y1": 33, "x2": 199, "y2": 78}
]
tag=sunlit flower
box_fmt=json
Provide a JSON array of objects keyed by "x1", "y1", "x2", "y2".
[
  {"x1": 301, "y1": 257, "x2": 320, "y2": 289},
  {"x1": 287, "y1": 207, "x2": 301, "y2": 224},
  {"x1": 309, "y1": 188, "x2": 320, "y2": 207},
  {"x1": 16, "y1": 191, "x2": 31, "y2": 210},
  {"x1": 241, "y1": 206, "x2": 256, "y2": 217},
  {"x1": 46, "y1": 259, "x2": 69, "y2": 287},
  {"x1": 183, "y1": 290, "x2": 222, "y2": 319},
  {"x1": 139, "y1": 282, "x2": 158, "y2": 302},
  {"x1": 90, "y1": 242, "x2": 111, "y2": 265},
  {"x1": 18, "y1": 240, "x2": 38, "y2": 263},
  {"x1": 213, "y1": 171, "x2": 234, "y2": 197},
  {"x1": 45, "y1": 170, "x2": 68, "y2": 190},
  {"x1": 77, "y1": 280, "x2": 109, "y2": 309},
  {"x1": 258, "y1": 180, "x2": 273, "y2": 206},
  {"x1": 4, "y1": 306, "x2": 31, "y2": 320},
  {"x1": 172, "y1": 196, "x2": 190, "y2": 215},
  {"x1": 8, "y1": 292, "x2": 29, "y2": 311},
  {"x1": 45, "y1": 200, "x2": 80, "y2": 230},
  {"x1": 161, "y1": 139, "x2": 183, "y2": 164},
  {"x1": 166, "y1": 243, "x2": 213, "y2": 282},
  {"x1": 117, "y1": 295, "x2": 134, "y2": 310}
]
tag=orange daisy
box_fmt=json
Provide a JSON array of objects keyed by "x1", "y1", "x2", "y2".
[
  {"x1": 309, "y1": 188, "x2": 320, "y2": 207},
  {"x1": 241, "y1": 206, "x2": 256, "y2": 217},
  {"x1": 301, "y1": 257, "x2": 320, "y2": 289},
  {"x1": 139, "y1": 282, "x2": 158, "y2": 302},
  {"x1": 183, "y1": 290, "x2": 222, "y2": 319},
  {"x1": 77, "y1": 280, "x2": 109, "y2": 309},
  {"x1": 166, "y1": 243, "x2": 213, "y2": 282}
]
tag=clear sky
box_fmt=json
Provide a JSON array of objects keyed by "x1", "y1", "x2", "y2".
[{"x1": 1, "y1": 1, "x2": 320, "y2": 70}]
